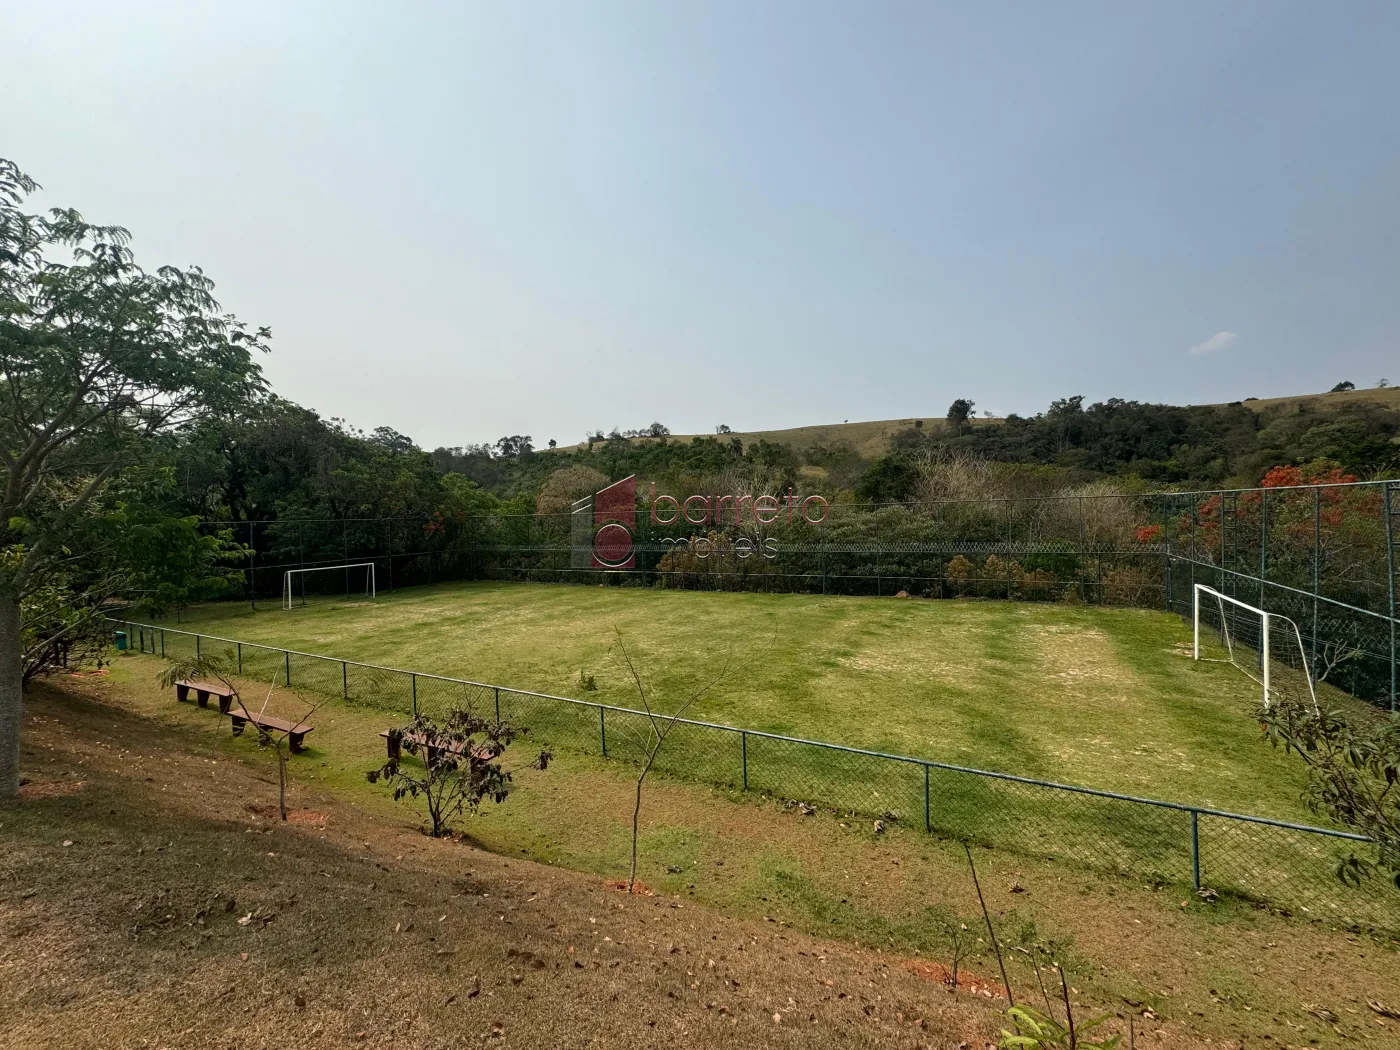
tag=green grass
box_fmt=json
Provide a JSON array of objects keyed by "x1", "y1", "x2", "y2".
[{"x1": 156, "y1": 581, "x2": 1353, "y2": 823}]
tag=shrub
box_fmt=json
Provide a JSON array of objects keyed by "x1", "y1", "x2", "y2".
[
  {"x1": 1101, "y1": 565, "x2": 1158, "y2": 606},
  {"x1": 945, "y1": 555, "x2": 977, "y2": 595},
  {"x1": 367, "y1": 709, "x2": 551, "y2": 837}
]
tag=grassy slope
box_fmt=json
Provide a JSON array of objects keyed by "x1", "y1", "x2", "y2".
[
  {"x1": 9, "y1": 664, "x2": 1398, "y2": 1049},
  {"x1": 162, "y1": 582, "x2": 1343, "y2": 820},
  {"x1": 1239, "y1": 385, "x2": 1400, "y2": 415},
  {"x1": 4, "y1": 677, "x2": 1006, "y2": 1050}
]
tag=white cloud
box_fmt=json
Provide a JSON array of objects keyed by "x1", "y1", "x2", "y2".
[{"x1": 1188, "y1": 331, "x2": 1239, "y2": 356}]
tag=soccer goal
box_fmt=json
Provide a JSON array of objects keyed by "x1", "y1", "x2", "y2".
[
  {"x1": 282, "y1": 562, "x2": 377, "y2": 609},
  {"x1": 1192, "y1": 583, "x2": 1317, "y2": 711}
]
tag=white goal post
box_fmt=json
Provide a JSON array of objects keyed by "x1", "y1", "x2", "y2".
[
  {"x1": 1192, "y1": 583, "x2": 1317, "y2": 711},
  {"x1": 282, "y1": 562, "x2": 377, "y2": 609}
]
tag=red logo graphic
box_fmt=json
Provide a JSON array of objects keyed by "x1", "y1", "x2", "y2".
[{"x1": 592, "y1": 475, "x2": 635, "y2": 569}]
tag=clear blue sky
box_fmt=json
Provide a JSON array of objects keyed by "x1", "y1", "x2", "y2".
[{"x1": 5, "y1": 1, "x2": 1398, "y2": 449}]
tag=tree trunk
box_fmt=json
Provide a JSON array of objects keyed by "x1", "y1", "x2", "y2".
[
  {"x1": 629, "y1": 772, "x2": 643, "y2": 892},
  {"x1": 0, "y1": 593, "x2": 23, "y2": 798},
  {"x1": 278, "y1": 747, "x2": 288, "y2": 821}
]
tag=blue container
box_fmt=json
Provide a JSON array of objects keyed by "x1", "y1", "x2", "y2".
[{"x1": 113, "y1": 630, "x2": 128, "y2": 651}]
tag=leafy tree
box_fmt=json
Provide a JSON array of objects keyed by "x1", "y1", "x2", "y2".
[
  {"x1": 946, "y1": 398, "x2": 976, "y2": 433},
  {"x1": 100, "y1": 469, "x2": 245, "y2": 619},
  {"x1": 535, "y1": 465, "x2": 608, "y2": 516},
  {"x1": 1331, "y1": 381, "x2": 1356, "y2": 392},
  {"x1": 1261, "y1": 695, "x2": 1400, "y2": 888},
  {"x1": 0, "y1": 158, "x2": 266, "y2": 796},
  {"x1": 856, "y1": 455, "x2": 920, "y2": 503},
  {"x1": 367, "y1": 708, "x2": 552, "y2": 837},
  {"x1": 369, "y1": 426, "x2": 417, "y2": 453},
  {"x1": 494, "y1": 434, "x2": 534, "y2": 458},
  {"x1": 178, "y1": 398, "x2": 444, "y2": 524}
]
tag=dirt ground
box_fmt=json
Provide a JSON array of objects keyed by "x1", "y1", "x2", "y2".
[
  {"x1": 1, "y1": 681, "x2": 1017, "y2": 1050},
  {"x1": 4, "y1": 674, "x2": 1399, "y2": 1049}
]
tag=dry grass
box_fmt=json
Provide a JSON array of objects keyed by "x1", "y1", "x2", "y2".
[
  {"x1": 3, "y1": 681, "x2": 1007, "y2": 1050},
  {"x1": 1235, "y1": 386, "x2": 1400, "y2": 415},
  {"x1": 552, "y1": 416, "x2": 1002, "y2": 458},
  {"x1": 5, "y1": 668, "x2": 1400, "y2": 1048}
]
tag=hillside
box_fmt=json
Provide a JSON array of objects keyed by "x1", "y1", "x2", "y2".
[
  {"x1": 557, "y1": 386, "x2": 1399, "y2": 460},
  {"x1": 1238, "y1": 385, "x2": 1400, "y2": 414},
  {"x1": 556, "y1": 416, "x2": 998, "y2": 458}
]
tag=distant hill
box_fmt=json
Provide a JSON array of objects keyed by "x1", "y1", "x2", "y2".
[
  {"x1": 556, "y1": 386, "x2": 1400, "y2": 459},
  {"x1": 556, "y1": 416, "x2": 996, "y2": 457},
  {"x1": 1235, "y1": 385, "x2": 1400, "y2": 414}
]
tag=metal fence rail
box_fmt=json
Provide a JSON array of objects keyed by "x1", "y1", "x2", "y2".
[{"x1": 114, "y1": 617, "x2": 1400, "y2": 932}]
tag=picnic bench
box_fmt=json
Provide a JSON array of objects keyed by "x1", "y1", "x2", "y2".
[
  {"x1": 379, "y1": 729, "x2": 485, "y2": 765},
  {"x1": 174, "y1": 679, "x2": 238, "y2": 714},
  {"x1": 231, "y1": 710, "x2": 315, "y2": 753}
]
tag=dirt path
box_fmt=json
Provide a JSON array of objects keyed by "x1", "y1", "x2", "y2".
[{"x1": 1, "y1": 683, "x2": 1022, "y2": 1049}]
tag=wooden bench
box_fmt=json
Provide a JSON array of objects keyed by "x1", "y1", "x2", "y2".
[
  {"x1": 379, "y1": 729, "x2": 486, "y2": 765},
  {"x1": 231, "y1": 710, "x2": 315, "y2": 753},
  {"x1": 175, "y1": 679, "x2": 238, "y2": 714}
]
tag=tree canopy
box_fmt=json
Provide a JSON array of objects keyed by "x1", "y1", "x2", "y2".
[{"x1": 0, "y1": 157, "x2": 267, "y2": 795}]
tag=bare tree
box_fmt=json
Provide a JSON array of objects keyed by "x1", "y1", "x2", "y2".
[
  {"x1": 1313, "y1": 638, "x2": 1364, "y2": 685},
  {"x1": 611, "y1": 630, "x2": 739, "y2": 893},
  {"x1": 157, "y1": 653, "x2": 320, "y2": 821}
]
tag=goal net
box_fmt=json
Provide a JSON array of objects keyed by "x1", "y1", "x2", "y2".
[
  {"x1": 1192, "y1": 584, "x2": 1317, "y2": 710},
  {"x1": 282, "y1": 562, "x2": 377, "y2": 609}
]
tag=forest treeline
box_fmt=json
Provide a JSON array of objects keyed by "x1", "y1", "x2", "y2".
[{"x1": 170, "y1": 391, "x2": 1399, "y2": 526}]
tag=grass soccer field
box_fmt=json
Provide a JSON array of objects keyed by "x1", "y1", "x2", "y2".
[{"x1": 162, "y1": 580, "x2": 1344, "y2": 822}]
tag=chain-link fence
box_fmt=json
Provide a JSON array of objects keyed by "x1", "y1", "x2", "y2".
[{"x1": 115, "y1": 618, "x2": 1400, "y2": 932}]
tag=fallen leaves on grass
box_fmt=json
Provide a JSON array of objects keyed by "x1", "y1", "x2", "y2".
[
  {"x1": 1368, "y1": 999, "x2": 1400, "y2": 1020},
  {"x1": 20, "y1": 778, "x2": 85, "y2": 799},
  {"x1": 903, "y1": 959, "x2": 1008, "y2": 1000},
  {"x1": 604, "y1": 878, "x2": 655, "y2": 896},
  {"x1": 245, "y1": 803, "x2": 328, "y2": 825}
]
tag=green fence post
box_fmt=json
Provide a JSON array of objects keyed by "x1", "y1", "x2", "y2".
[
  {"x1": 741, "y1": 731, "x2": 748, "y2": 790},
  {"x1": 1191, "y1": 810, "x2": 1201, "y2": 891},
  {"x1": 1386, "y1": 483, "x2": 1397, "y2": 712},
  {"x1": 342, "y1": 661, "x2": 348, "y2": 700},
  {"x1": 160, "y1": 629, "x2": 165, "y2": 658},
  {"x1": 599, "y1": 706, "x2": 607, "y2": 757},
  {"x1": 284, "y1": 650, "x2": 291, "y2": 687},
  {"x1": 195, "y1": 633, "x2": 200, "y2": 658},
  {"x1": 494, "y1": 687, "x2": 501, "y2": 723},
  {"x1": 1312, "y1": 488, "x2": 1320, "y2": 676},
  {"x1": 924, "y1": 764, "x2": 931, "y2": 832},
  {"x1": 1162, "y1": 500, "x2": 1171, "y2": 611},
  {"x1": 1259, "y1": 488, "x2": 1268, "y2": 588},
  {"x1": 411, "y1": 673, "x2": 418, "y2": 718},
  {"x1": 237, "y1": 642, "x2": 242, "y2": 674}
]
